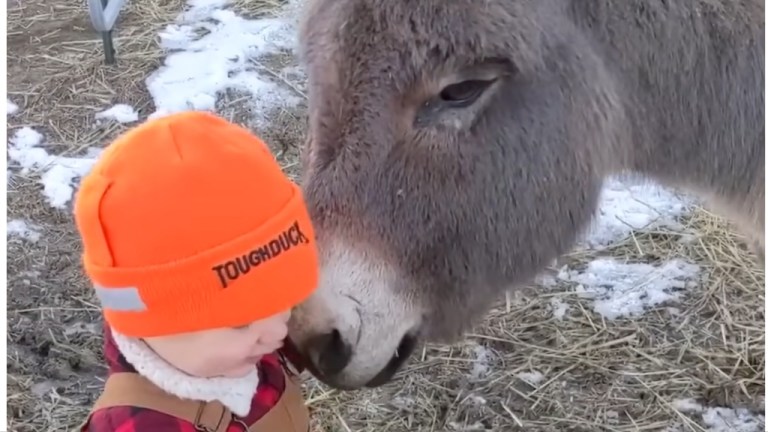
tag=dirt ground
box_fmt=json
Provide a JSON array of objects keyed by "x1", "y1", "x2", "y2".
[{"x1": 6, "y1": 0, "x2": 765, "y2": 431}]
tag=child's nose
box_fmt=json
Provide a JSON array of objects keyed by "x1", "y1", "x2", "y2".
[
  {"x1": 277, "y1": 309, "x2": 291, "y2": 323},
  {"x1": 261, "y1": 321, "x2": 288, "y2": 344}
]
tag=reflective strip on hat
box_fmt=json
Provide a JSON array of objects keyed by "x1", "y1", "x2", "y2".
[{"x1": 94, "y1": 284, "x2": 147, "y2": 312}]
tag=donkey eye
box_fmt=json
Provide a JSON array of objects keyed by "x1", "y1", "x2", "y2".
[{"x1": 438, "y1": 79, "x2": 496, "y2": 107}]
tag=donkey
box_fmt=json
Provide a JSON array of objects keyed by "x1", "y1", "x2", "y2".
[{"x1": 286, "y1": 0, "x2": 765, "y2": 390}]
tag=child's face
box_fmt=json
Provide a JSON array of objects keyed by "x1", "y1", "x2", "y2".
[{"x1": 142, "y1": 309, "x2": 291, "y2": 378}]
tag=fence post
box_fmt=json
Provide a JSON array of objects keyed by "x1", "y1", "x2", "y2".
[
  {"x1": 87, "y1": 0, "x2": 127, "y2": 65},
  {"x1": 101, "y1": 0, "x2": 115, "y2": 64}
]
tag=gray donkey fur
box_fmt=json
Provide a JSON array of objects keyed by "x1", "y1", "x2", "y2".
[{"x1": 286, "y1": 0, "x2": 765, "y2": 390}]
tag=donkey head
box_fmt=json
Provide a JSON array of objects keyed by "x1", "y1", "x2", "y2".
[{"x1": 288, "y1": 0, "x2": 625, "y2": 389}]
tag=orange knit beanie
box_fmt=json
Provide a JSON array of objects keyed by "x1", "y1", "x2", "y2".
[{"x1": 73, "y1": 111, "x2": 319, "y2": 338}]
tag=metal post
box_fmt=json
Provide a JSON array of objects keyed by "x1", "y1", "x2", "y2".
[
  {"x1": 87, "y1": 0, "x2": 125, "y2": 65},
  {"x1": 101, "y1": 0, "x2": 116, "y2": 65}
]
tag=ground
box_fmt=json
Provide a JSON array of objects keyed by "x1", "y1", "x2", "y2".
[{"x1": 5, "y1": 0, "x2": 765, "y2": 431}]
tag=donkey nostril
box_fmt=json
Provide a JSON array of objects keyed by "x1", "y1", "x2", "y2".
[
  {"x1": 395, "y1": 333, "x2": 417, "y2": 359},
  {"x1": 312, "y1": 329, "x2": 352, "y2": 377},
  {"x1": 364, "y1": 333, "x2": 418, "y2": 388}
]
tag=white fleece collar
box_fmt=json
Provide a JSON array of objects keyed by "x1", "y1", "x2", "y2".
[{"x1": 111, "y1": 329, "x2": 259, "y2": 417}]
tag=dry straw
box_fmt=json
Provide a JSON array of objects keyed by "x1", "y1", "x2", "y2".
[{"x1": 6, "y1": 0, "x2": 764, "y2": 431}]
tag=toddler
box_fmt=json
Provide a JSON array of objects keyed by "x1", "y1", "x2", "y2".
[{"x1": 74, "y1": 111, "x2": 318, "y2": 432}]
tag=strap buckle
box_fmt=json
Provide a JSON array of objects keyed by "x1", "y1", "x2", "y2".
[{"x1": 194, "y1": 401, "x2": 229, "y2": 432}]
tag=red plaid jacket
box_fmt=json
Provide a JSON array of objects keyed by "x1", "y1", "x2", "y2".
[{"x1": 81, "y1": 324, "x2": 306, "y2": 431}]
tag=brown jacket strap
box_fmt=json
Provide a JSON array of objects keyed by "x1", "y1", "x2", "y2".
[
  {"x1": 90, "y1": 372, "x2": 232, "y2": 432},
  {"x1": 249, "y1": 372, "x2": 310, "y2": 432}
]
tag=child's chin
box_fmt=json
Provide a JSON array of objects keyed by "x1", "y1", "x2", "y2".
[
  {"x1": 220, "y1": 364, "x2": 258, "y2": 378},
  {"x1": 244, "y1": 355, "x2": 264, "y2": 364}
]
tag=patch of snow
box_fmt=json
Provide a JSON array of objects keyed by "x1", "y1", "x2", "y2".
[
  {"x1": 8, "y1": 98, "x2": 19, "y2": 114},
  {"x1": 467, "y1": 394, "x2": 487, "y2": 405},
  {"x1": 7, "y1": 220, "x2": 42, "y2": 243},
  {"x1": 447, "y1": 421, "x2": 488, "y2": 432},
  {"x1": 667, "y1": 401, "x2": 764, "y2": 432},
  {"x1": 31, "y1": 380, "x2": 67, "y2": 398},
  {"x1": 558, "y1": 258, "x2": 700, "y2": 320},
  {"x1": 549, "y1": 297, "x2": 570, "y2": 320},
  {"x1": 701, "y1": 407, "x2": 764, "y2": 432},
  {"x1": 603, "y1": 410, "x2": 620, "y2": 425},
  {"x1": 535, "y1": 272, "x2": 558, "y2": 288},
  {"x1": 95, "y1": 104, "x2": 139, "y2": 123},
  {"x1": 63, "y1": 321, "x2": 101, "y2": 336},
  {"x1": 146, "y1": 1, "x2": 302, "y2": 126},
  {"x1": 18, "y1": 270, "x2": 41, "y2": 279},
  {"x1": 584, "y1": 177, "x2": 692, "y2": 249},
  {"x1": 8, "y1": 127, "x2": 48, "y2": 169},
  {"x1": 677, "y1": 232, "x2": 699, "y2": 244},
  {"x1": 469, "y1": 344, "x2": 491, "y2": 380},
  {"x1": 666, "y1": 306, "x2": 682, "y2": 316},
  {"x1": 391, "y1": 396, "x2": 415, "y2": 409},
  {"x1": 516, "y1": 370, "x2": 545, "y2": 385},
  {"x1": 7, "y1": 127, "x2": 102, "y2": 209},
  {"x1": 178, "y1": 0, "x2": 230, "y2": 22},
  {"x1": 672, "y1": 398, "x2": 703, "y2": 413}
]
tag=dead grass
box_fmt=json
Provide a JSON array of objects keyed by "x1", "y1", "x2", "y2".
[
  {"x1": 6, "y1": 0, "x2": 304, "y2": 430},
  {"x1": 7, "y1": 0, "x2": 176, "y2": 146},
  {"x1": 296, "y1": 209, "x2": 764, "y2": 432},
  {"x1": 5, "y1": 0, "x2": 765, "y2": 431},
  {"x1": 7, "y1": 0, "x2": 185, "y2": 429}
]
